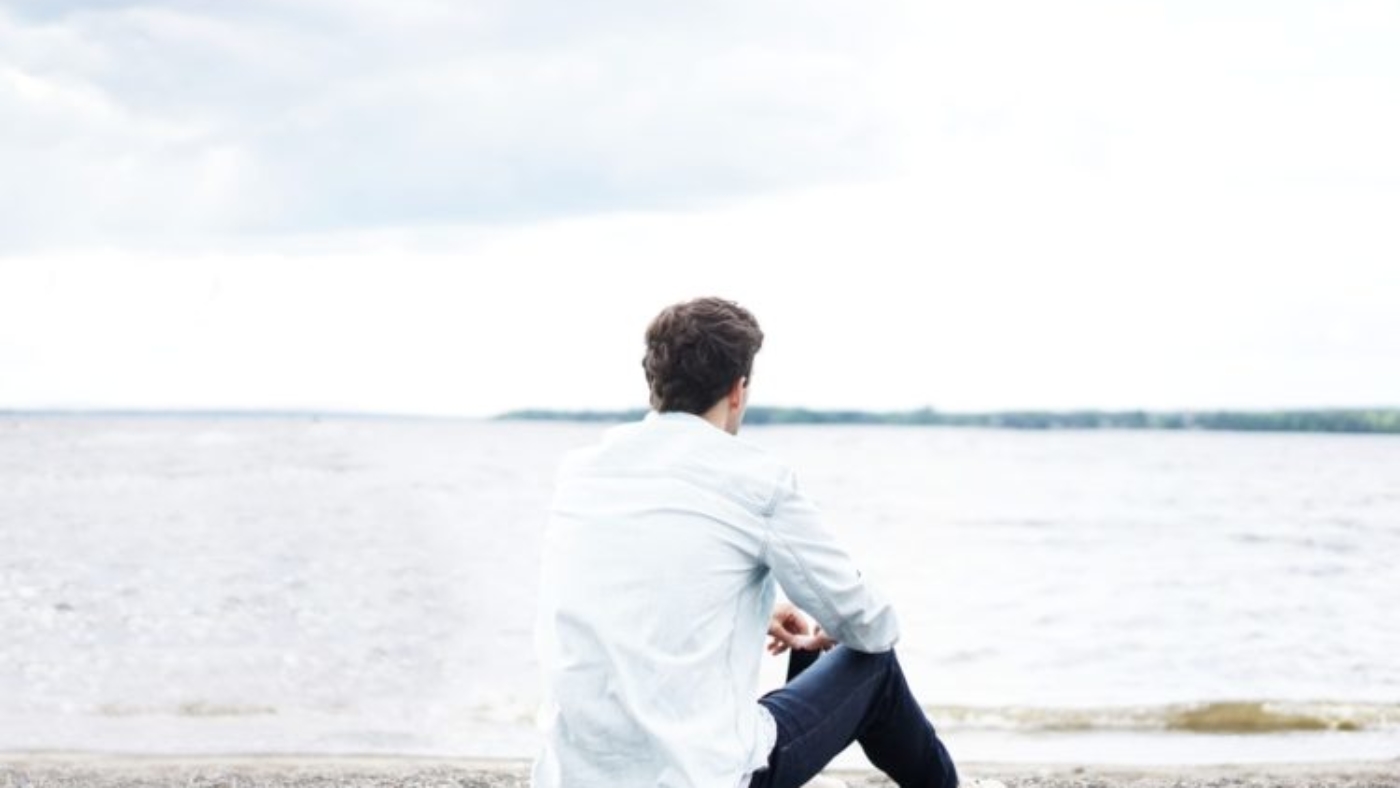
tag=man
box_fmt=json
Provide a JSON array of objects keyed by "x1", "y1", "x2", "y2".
[{"x1": 531, "y1": 297, "x2": 959, "y2": 788}]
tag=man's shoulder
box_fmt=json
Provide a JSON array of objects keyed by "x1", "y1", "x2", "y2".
[
  {"x1": 728, "y1": 432, "x2": 794, "y2": 481},
  {"x1": 556, "y1": 416, "x2": 795, "y2": 515},
  {"x1": 717, "y1": 434, "x2": 803, "y2": 515}
]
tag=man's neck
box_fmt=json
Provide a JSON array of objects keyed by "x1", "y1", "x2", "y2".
[{"x1": 700, "y1": 403, "x2": 735, "y2": 434}]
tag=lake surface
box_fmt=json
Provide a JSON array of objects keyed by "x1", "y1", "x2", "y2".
[{"x1": 2, "y1": 415, "x2": 1397, "y2": 764}]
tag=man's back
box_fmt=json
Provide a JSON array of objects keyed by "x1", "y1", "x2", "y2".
[
  {"x1": 531, "y1": 410, "x2": 784, "y2": 787},
  {"x1": 530, "y1": 409, "x2": 900, "y2": 787}
]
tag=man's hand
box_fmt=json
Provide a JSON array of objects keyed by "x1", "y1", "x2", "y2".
[{"x1": 767, "y1": 601, "x2": 837, "y2": 655}]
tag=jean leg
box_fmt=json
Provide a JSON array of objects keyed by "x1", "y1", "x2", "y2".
[
  {"x1": 751, "y1": 646, "x2": 957, "y2": 788},
  {"x1": 786, "y1": 646, "x2": 821, "y2": 683},
  {"x1": 854, "y1": 650, "x2": 958, "y2": 788}
]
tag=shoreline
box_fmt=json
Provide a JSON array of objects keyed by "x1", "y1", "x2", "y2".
[{"x1": 2, "y1": 753, "x2": 1398, "y2": 787}]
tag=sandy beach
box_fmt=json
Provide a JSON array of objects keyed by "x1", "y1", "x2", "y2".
[{"x1": 2, "y1": 754, "x2": 1397, "y2": 788}]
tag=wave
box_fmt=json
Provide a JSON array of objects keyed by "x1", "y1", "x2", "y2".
[
  {"x1": 96, "y1": 701, "x2": 278, "y2": 717},
  {"x1": 88, "y1": 698, "x2": 1395, "y2": 733},
  {"x1": 926, "y1": 700, "x2": 1399, "y2": 733}
]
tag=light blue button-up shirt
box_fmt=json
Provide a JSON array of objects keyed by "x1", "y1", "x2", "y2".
[{"x1": 530, "y1": 409, "x2": 901, "y2": 787}]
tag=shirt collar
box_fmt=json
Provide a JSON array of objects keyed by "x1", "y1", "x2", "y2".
[{"x1": 644, "y1": 409, "x2": 717, "y2": 429}]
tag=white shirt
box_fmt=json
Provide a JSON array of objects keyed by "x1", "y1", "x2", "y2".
[{"x1": 530, "y1": 409, "x2": 901, "y2": 788}]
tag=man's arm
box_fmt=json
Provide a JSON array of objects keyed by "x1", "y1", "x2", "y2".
[{"x1": 762, "y1": 469, "x2": 900, "y2": 653}]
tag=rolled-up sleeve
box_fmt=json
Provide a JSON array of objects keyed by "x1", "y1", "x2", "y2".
[{"x1": 761, "y1": 468, "x2": 900, "y2": 653}]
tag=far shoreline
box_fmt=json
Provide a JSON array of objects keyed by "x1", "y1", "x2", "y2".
[
  {"x1": 4, "y1": 406, "x2": 1400, "y2": 434},
  {"x1": 499, "y1": 406, "x2": 1400, "y2": 435}
]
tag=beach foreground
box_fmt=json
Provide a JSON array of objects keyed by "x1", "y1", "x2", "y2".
[{"x1": 2, "y1": 755, "x2": 1397, "y2": 788}]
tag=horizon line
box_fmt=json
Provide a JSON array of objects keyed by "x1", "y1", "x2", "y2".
[{"x1": 5, "y1": 404, "x2": 1400, "y2": 420}]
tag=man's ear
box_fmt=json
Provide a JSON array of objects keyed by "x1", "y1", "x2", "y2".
[{"x1": 728, "y1": 377, "x2": 745, "y2": 408}]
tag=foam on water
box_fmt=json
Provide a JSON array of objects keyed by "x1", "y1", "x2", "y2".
[{"x1": 928, "y1": 700, "x2": 1400, "y2": 733}]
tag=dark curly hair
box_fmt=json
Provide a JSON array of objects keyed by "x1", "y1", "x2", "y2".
[{"x1": 642, "y1": 297, "x2": 764, "y2": 414}]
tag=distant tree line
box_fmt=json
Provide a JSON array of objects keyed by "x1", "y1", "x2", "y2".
[{"x1": 497, "y1": 406, "x2": 1400, "y2": 434}]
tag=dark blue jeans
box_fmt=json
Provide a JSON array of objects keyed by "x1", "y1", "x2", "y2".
[{"x1": 749, "y1": 646, "x2": 958, "y2": 788}]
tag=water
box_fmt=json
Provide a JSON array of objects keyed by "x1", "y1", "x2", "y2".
[{"x1": 2, "y1": 415, "x2": 1398, "y2": 764}]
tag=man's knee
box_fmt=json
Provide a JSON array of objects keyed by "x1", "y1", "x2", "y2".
[
  {"x1": 834, "y1": 645, "x2": 900, "y2": 683},
  {"x1": 854, "y1": 646, "x2": 898, "y2": 670}
]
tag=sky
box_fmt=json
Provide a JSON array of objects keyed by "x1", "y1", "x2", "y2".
[{"x1": 2, "y1": 1, "x2": 1399, "y2": 417}]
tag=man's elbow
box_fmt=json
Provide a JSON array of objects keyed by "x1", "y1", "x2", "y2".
[
  {"x1": 835, "y1": 609, "x2": 901, "y2": 653},
  {"x1": 841, "y1": 635, "x2": 898, "y2": 654}
]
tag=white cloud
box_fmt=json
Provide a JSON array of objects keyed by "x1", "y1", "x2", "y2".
[
  {"x1": 2, "y1": 1, "x2": 1398, "y2": 413},
  {"x1": 0, "y1": 1, "x2": 902, "y2": 246},
  {"x1": 4, "y1": 173, "x2": 1398, "y2": 414}
]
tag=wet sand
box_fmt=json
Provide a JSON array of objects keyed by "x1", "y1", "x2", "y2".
[{"x1": 1, "y1": 754, "x2": 1397, "y2": 788}]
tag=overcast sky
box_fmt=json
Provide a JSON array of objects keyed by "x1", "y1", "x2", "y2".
[{"x1": 2, "y1": 1, "x2": 1398, "y2": 417}]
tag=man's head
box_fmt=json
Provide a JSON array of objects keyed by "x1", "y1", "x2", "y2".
[{"x1": 642, "y1": 297, "x2": 764, "y2": 434}]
